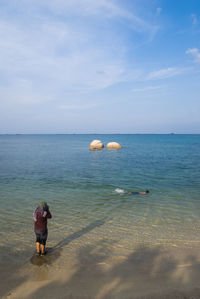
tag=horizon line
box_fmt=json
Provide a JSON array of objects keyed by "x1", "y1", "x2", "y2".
[{"x1": 0, "y1": 133, "x2": 199, "y2": 135}]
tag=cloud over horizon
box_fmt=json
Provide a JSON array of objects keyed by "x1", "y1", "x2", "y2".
[
  {"x1": 0, "y1": 0, "x2": 158, "y2": 103},
  {"x1": 186, "y1": 48, "x2": 200, "y2": 64},
  {"x1": 147, "y1": 67, "x2": 184, "y2": 80},
  {"x1": 0, "y1": 0, "x2": 200, "y2": 133}
]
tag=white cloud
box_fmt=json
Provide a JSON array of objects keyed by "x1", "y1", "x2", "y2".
[
  {"x1": 59, "y1": 103, "x2": 99, "y2": 110},
  {"x1": 186, "y1": 48, "x2": 200, "y2": 64},
  {"x1": 7, "y1": 0, "x2": 158, "y2": 37},
  {"x1": 147, "y1": 67, "x2": 184, "y2": 80},
  {"x1": 0, "y1": 18, "x2": 130, "y2": 101},
  {"x1": 0, "y1": 0, "x2": 159, "y2": 130},
  {"x1": 49, "y1": 0, "x2": 131, "y2": 18},
  {"x1": 132, "y1": 85, "x2": 164, "y2": 92},
  {"x1": 190, "y1": 13, "x2": 198, "y2": 25},
  {"x1": 156, "y1": 8, "x2": 162, "y2": 16},
  {"x1": 0, "y1": 0, "x2": 156, "y2": 102},
  {"x1": 0, "y1": 78, "x2": 51, "y2": 105}
]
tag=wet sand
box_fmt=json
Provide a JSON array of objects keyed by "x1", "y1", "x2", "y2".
[{"x1": 2, "y1": 242, "x2": 200, "y2": 299}]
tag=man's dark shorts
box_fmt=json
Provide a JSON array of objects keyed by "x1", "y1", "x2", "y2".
[{"x1": 35, "y1": 229, "x2": 48, "y2": 245}]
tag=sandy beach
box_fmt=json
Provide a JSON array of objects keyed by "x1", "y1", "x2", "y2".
[{"x1": 2, "y1": 239, "x2": 200, "y2": 299}]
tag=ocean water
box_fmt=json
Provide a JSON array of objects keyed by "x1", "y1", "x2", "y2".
[{"x1": 0, "y1": 134, "x2": 200, "y2": 269}]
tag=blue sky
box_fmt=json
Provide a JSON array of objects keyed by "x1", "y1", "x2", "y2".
[{"x1": 0, "y1": 0, "x2": 200, "y2": 133}]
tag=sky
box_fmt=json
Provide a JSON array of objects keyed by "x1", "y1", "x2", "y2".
[{"x1": 0, "y1": 0, "x2": 200, "y2": 134}]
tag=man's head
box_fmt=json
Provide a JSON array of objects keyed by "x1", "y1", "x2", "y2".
[
  {"x1": 40, "y1": 202, "x2": 49, "y2": 210},
  {"x1": 40, "y1": 201, "x2": 47, "y2": 207},
  {"x1": 146, "y1": 190, "x2": 150, "y2": 193}
]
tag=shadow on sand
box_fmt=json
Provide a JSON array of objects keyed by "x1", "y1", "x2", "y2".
[
  {"x1": 30, "y1": 217, "x2": 108, "y2": 267},
  {"x1": 3, "y1": 217, "x2": 200, "y2": 299},
  {"x1": 2, "y1": 218, "x2": 108, "y2": 298},
  {"x1": 29, "y1": 241, "x2": 200, "y2": 299}
]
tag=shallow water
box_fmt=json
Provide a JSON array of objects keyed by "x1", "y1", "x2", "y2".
[{"x1": 0, "y1": 134, "x2": 200, "y2": 270}]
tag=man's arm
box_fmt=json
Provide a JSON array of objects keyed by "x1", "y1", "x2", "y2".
[{"x1": 47, "y1": 210, "x2": 52, "y2": 218}]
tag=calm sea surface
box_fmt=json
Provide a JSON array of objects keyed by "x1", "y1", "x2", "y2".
[{"x1": 0, "y1": 134, "x2": 200, "y2": 268}]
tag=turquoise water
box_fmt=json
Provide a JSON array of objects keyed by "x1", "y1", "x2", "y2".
[{"x1": 0, "y1": 134, "x2": 200, "y2": 267}]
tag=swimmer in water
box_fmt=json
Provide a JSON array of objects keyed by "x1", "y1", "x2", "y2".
[
  {"x1": 115, "y1": 188, "x2": 149, "y2": 195},
  {"x1": 127, "y1": 190, "x2": 150, "y2": 195}
]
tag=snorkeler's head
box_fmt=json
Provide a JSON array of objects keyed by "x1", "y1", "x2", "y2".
[{"x1": 146, "y1": 190, "x2": 150, "y2": 193}]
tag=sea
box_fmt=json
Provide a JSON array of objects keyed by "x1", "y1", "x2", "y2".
[{"x1": 0, "y1": 134, "x2": 200, "y2": 272}]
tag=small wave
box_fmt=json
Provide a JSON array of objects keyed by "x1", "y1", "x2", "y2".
[{"x1": 115, "y1": 188, "x2": 125, "y2": 194}]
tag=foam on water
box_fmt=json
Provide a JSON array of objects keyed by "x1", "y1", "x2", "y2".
[{"x1": 115, "y1": 188, "x2": 126, "y2": 194}]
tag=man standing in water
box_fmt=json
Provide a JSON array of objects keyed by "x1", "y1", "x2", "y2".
[{"x1": 33, "y1": 202, "x2": 52, "y2": 256}]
